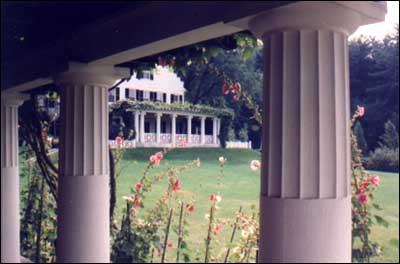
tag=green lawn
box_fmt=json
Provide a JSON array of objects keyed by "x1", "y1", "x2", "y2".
[
  {"x1": 114, "y1": 148, "x2": 261, "y2": 262},
  {"x1": 115, "y1": 148, "x2": 399, "y2": 263},
  {"x1": 368, "y1": 171, "x2": 399, "y2": 263},
  {"x1": 19, "y1": 148, "x2": 399, "y2": 262}
]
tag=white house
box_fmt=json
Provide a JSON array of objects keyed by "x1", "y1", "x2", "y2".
[{"x1": 108, "y1": 67, "x2": 222, "y2": 147}]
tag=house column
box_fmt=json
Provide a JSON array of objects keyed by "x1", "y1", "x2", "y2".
[
  {"x1": 134, "y1": 111, "x2": 140, "y2": 141},
  {"x1": 140, "y1": 111, "x2": 146, "y2": 143},
  {"x1": 1, "y1": 93, "x2": 29, "y2": 263},
  {"x1": 248, "y1": 2, "x2": 383, "y2": 262},
  {"x1": 200, "y1": 116, "x2": 206, "y2": 145},
  {"x1": 187, "y1": 115, "x2": 192, "y2": 144},
  {"x1": 156, "y1": 112, "x2": 162, "y2": 144},
  {"x1": 212, "y1": 117, "x2": 218, "y2": 145},
  {"x1": 171, "y1": 114, "x2": 177, "y2": 145},
  {"x1": 55, "y1": 62, "x2": 129, "y2": 263}
]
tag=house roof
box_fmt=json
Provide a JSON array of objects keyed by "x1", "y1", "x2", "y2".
[{"x1": 120, "y1": 67, "x2": 186, "y2": 94}]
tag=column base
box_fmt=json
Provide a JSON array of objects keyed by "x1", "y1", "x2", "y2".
[
  {"x1": 57, "y1": 174, "x2": 110, "y2": 263},
  {"x1": 259, "y1": 196, "x2": 351, "y2": 263},
  {"x1": 1, "y1": 167, "x2": 20, "y2": 263}
]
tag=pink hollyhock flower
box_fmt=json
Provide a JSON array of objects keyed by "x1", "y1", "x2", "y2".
[
  {"x1": 167, "y1": 242, "x2": 174, "y2": 248},
  {"x1": 150, "y1": 155, "x2": 161, "y2": 166},
  {"x1": 123, "y1": 194, "x2": 136, "y2": 203},
  {"x1": 214, "y1": 224, "x2": 222, "y2": 235},
  {"x1": 181, "y1": 138, "x2": 187, "y2": 148},
  {"x1": 135, "y1": 182, "x2": 143, "y2": 191},
  {"x1": 250, "y1": 160, "x2": 261, "y2": 171},
  {"x1": 115, "y1": 136, "x2": 124, "y2": 146},
  {"x1": 215, "y1": 195, "x2": 222, "y2": 203},
  {"x1": 186, "y1": 204, "x2": 195, "y2": 213},
  {"x1": 358, "y1": 193, "x2": 369, "y2": 205},
  {"x1": 219, "y1": 157, "x2": 226, "y2": 164},
  {"x1": 172, "y1": 179, "x2": 181, "y2": 192},
  {"x1": 233, "y1": 95, "x2": 239, "y2": 102},
  {"x1": 155, "y1": 151, "x2": 164, "y2": 161},
  {"x1": 210, "y1": 194, "x2": 216, "y2": 201},
  {"x1": 233, "y1": 82, "x2": 241, "y2": 92},
  {"x1": 41, "y1": 130, "x2": 48, "y2": 138},
  {"x1": 222, "y1": 83, "x2": 230, "y2": 95},
  {"x1": 135, "y1": 198, "x2": 141, "y2": 209},
  {"x1": 357, "y1": 105, "x2": 365, "y2": 117},
  {"x1": 370, "y1": 175, "x2": 380, "y2": 186}
]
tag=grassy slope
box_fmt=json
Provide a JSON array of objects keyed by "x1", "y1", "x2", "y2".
[{"x1": 368, "y1": 171, "x2": 399, "y2": 263}]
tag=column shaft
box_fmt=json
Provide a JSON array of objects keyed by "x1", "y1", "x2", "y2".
[
  {"x1": 156, "y1": 113, "x2": 162, "y2": 144},
  {"x1": 200, "y1": 117, "x2": 206, "y2": 145},
  {"x1": 134, "y1": 111, "x2": 139, "y2": 141},
  {"x1": 171, "y1": 114, "x2": 177, "y2": 145},
  {"x1": 1, "y1": 94, "x2": 27, "y2": 263},
  {"x1": 212, "y1": 117, "x2": 218, "y2": 145},
  {"x1": 55, "y1": 62, "x2": 128, "y2": 263},
  {"x1": 187, "y1": 115, "x2": 192, "y2": 144},
  {"x1": 140, "y1": 112, "x2": 146, "y2": 143}
]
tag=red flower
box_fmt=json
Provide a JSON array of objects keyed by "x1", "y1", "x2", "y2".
[
  {"x1": 222, "y1": 83, "x2": 230, "y2": 95},
  {"x1": 115, "y1": 136, "x2": 124, "y2": 145},
  {"x1": 167, "y1": 242, "x2": 173, "y2": 248},
  {"x1": 233, "y1": 82, "x2": 241, "y2": 92},
  {"x1": 213, "y1": 224, "x2": 222, "y2": 235},
  {"x1": 135, "y1": 182, "x2": 143, "y2": 191},
  {"x1": 186, "y1": 204, "x2": 195, "y2": 213},
  {"x1": 210, "y1": 194, "x2": 216, "y2": 201},
  {"x1": 135, "y1": 198, "x2": 141, "y2": 209},
  {"x1": 357, "y1": 193, "x2": 368, "y2": 205},
  {"x1": 370, "y1": 175, "x2": 380, "y2": 186},
  {"x1": 150, "y1": 155, "x2": 161, "y2": 166},
  {"x1": 172, "y1": 179, "x2": 181, "y2": 192},
  {"x1": 155, "y1": 152, "x2": 164, "y2": 161},
  {"x1": 233, "y1": 95, "x2": 239, "y2": 102},
  {"x1": 41, "y1": 130, "x2": 48, "y2": 138},
  {"x1": 181, "y1": 138, "x2": 187, "y2": 148}
]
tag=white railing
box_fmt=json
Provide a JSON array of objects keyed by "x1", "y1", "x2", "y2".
[
  {"x1": 109, "y1": 140, "x2": 137, "y2": 149},
  {"x1": 226, "y1": 141, "x2": 252, "y2": 149}
]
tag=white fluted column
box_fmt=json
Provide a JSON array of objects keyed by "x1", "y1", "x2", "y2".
[
  {"x1": 140, "y1": 111, "x2": 146, "y2": 143},
  {"x1": 200, "y1": 116, "x2": 206, "y2": 145},
  {"x1": 156, "y1": 112, "x2": 162, "y2": 144},
  {"x1": 212, "y1": 117, "x2": 218, "y2": 145},
  {"x1": 248, "y1": 2, "x2": 375, "y2": 262},
  {"x1": 187, "y1": 115, "x2": 192, "y2": 144},
  {"x1": 1, "y1": 93, "x2": 28, "y2": 263},
  {"x1": 171, "y1": 114, "x2": 177, "y2": 145},
  {"x1": 55, "y1": 62, "x2": 128, "y2": 263},
  {"x1": 134, "y1": 111, "x2": 139, "y2": 142}
]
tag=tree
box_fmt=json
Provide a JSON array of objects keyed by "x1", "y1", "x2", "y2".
[
  {"x1": 349, "y1": 24, "x2": 399, "y2": 150},
  {"x1": 379, "y1": 119, "x2": 399, "y2": 149},
  {"x1": 354, "y1": 121, "x2": 368, "y2": 154}
]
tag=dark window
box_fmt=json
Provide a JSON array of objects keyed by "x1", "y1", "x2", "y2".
[
  {"x1": 125, "y1": 88, "x2": 129, "y2": 99},
  {"x1": 150, "y1": 92, "x2": 157, "y2": 102},
  {"x1": 179, "y1": 95, "x2": 183, "y2": 103},
  {"x1": 136, "y1": 90, "x2": 144, "y2": 101},
  {"x1": 145, "y1": 122, "x2": 150, "y2": 133},
  {"x1": 162, "y1": 121, "x2": 166, "y2": 133},
  {"x1": 116, "y1": 87, "x2": 120, "y2": 101},
  {"x1": 171, "y1": 94, "x2": 175, "y2": 103},
  {"x1": 108, "y1": 90, "x2": 115, "y2": 102},
  {"x1": 163, "y1": 93, "x2": 167, "y2": 103}
]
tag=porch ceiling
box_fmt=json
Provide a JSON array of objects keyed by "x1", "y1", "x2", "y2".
[{"x1": 1, "y1": 1, "x2": 295, "y2": 92}]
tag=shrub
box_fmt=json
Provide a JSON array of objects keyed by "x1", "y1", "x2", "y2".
[{"x1": 365, "y1": 146, "x2": 399, "y2": 172}]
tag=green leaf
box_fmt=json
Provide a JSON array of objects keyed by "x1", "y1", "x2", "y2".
[
  {"x1": 242, "y1": 47, "x2": 254, "y2": 60},
  {"x1": 372, "y1": 203, "x2": 383, "y2": 211},
  {"x1": 374, "y1": 215, "x2": 389, "y2": 228}
]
